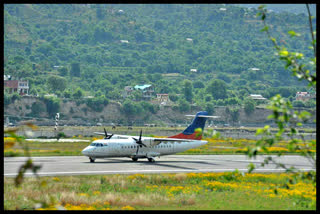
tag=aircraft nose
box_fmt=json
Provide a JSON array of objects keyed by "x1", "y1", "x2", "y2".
[{"x1": 82, "y1": 147, "x2": 90, "y2": 156}]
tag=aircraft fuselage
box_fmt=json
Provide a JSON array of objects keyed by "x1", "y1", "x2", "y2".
[{"x1": 82, "y1": 138, "x2": 207, "y2": 160}]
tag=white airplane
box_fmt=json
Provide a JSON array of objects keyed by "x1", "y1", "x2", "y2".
[{"x1": 82, "y1": 111, "x2": 219, "y2": 163}]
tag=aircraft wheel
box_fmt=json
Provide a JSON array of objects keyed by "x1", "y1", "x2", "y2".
[
  {"x1": 148, "y1": 158, "x2": 155, "y2": 162},
  {"x1": 89, "y1": 157, "x2": 95, "y2": 163},
  {"x1": 132, "y1": 157, "x2": 138, "y2": 162}
]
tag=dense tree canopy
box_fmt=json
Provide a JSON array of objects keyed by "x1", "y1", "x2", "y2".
[{"x1": 4, "y1": 4, "x2": 314, "y2": 113}]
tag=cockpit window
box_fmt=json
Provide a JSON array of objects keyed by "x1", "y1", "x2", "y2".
[{"x1": 90, "y1": 143, "x2": 107, "y2": 147}]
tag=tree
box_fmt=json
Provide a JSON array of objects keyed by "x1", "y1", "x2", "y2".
[
  {"x1": 47, "y1": 75, "x2": 67, "y2": 92},
  {"x1": 96, "y1": 6, "x2": 105, "y2": 20},
  {"x1": 206, "y1": 79, "x2": 228, "y2": 100},
  {"x1": 244, "y1": 99, "x2": 255, "y2": 115},
  {"x1": 205, "y1": 103, "x2": 215, "y2": 115},
  {"x1": 178, "y1": 98, "x2": 190, "y2": 113},
  {"x1": 122, "y1": 99, "x2": 136, "y2": 116},
  {"x1": 43, "y1": 96, "x2": 60, "y2": 117},
  {"x1": 182, "y1": 80, "x2": 193, "y2": 103},
  {"x1": 169, "y1": 93, "x2": 178, "y2": 102},
  {"x1": 226, "y1": 107, "x2": 240, "y2": 125},
  {"x1": 70, "y1": 62, "x2": 81, "y2": 77},
  {"x1": 193, "y1": 80, "x2": 205, "y2": 89},
  {"x1": 72, "y1": 87, "x2": 83, "y2": 99},
  {"x1": 58, "y1": 67, "x2": 68, "y2": 76},
  {"x1": 63, "y1": 89, "x2": 72, "y2": 98}
]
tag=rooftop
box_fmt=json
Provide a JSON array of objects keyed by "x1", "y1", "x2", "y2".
[{"x1": 134, "y1": 84, "x2": 152, "y2": 90}]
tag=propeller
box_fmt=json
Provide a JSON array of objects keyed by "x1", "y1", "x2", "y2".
[
  {"x1": 132, "y1": 130, "x2": 146, "y2": 156},
  {"x1": 104, "y1": 128, "x2": 113, "y2": 139}
]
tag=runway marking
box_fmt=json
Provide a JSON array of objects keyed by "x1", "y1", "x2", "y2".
[{"x1": 4, "y1": 168, "x2": 315, "y2": 177}]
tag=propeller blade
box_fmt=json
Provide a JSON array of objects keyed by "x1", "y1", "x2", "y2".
[
  {"x1": 133, "y1": 130, "x2": 147, "y2": 147},
  {"x1": 104, "y1": 128, "x2": 108, "y2": 137},
  {"x1": 136, "y1": 145, "x2": 139, "y2": 156},
  {"x1": 139, "y1": 130, "x2": 142, "y2": 141},
  {"x1": 103, "y1": 128, "x2": 113, "y2": 139}
]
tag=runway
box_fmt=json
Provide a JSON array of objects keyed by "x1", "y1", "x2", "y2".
[{"x1": 4, "y1": 155, "x2": 315, "y2": 177}]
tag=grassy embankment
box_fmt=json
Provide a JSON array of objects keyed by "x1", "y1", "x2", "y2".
[{"x1": 4, "y1": 172, "x2": 315, "y2": 210}]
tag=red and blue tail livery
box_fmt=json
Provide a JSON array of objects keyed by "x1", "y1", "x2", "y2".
[{"x1": 168, "y1": 111, "x2": 209, "y2": 140}]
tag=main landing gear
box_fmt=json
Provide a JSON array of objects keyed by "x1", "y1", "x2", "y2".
[
  {"x1": 89, "y1": 157, "x2": 95, "y2": 163},
  {"x1": 148, "y1": 158, "x2": 155, "y2": 162},
  {"x1": 131, "y1": 157, "x2": 155, "y2": 162}
]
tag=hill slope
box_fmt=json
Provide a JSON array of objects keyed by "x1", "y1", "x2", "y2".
[{"x1": 4, "y1": 4, "x2": 316, "y2": 123}]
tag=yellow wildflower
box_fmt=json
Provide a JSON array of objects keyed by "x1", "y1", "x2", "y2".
[{"x1": 121, "y1": 205, "x2": 135, "y2": 210}]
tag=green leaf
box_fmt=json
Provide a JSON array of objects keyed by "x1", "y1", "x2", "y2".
[
  {"x1": 288, "y1": 30, "x2": 300, "y2": 37},
  {"x1": 261, "y1": 26, "x2": 269, "y2": 32},
  {"x1": 248, "y1": 163, "x2": 255, "y2": 173}
]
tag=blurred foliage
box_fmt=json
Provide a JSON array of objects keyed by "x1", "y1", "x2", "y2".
[
  {"x1": 245, "y1": 5, "x2": 316, "y2": 204},
  {"x1": 4, "y1": 123, "x2": 42, "y2": 187}
]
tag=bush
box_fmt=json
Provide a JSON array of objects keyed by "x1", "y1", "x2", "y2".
[
  {"x1": 57, "y1": 132, "x2": 66, "y2": 139},
  {"x1": 31, "y1": 101, "x2": 46, "y2": 117},
  {"x1": 86, "y1": 95, "x2": 108, "y2": 112},
  {"x1": 292, "y1": 100, "x2": 305, "y2": 108},
  {"x1": 43, "y1": 97, "x2": 60, "y2": 117},
  {"x1": 11, "y1": 92, "x2": 21, "y2": 103}
]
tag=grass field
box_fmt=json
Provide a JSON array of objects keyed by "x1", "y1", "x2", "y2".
[
  {"x1": 4, "y1": 135, "x2": 316, "y2": 157},
  {"x1": 4, "y1": 172, "x2": 315, "y2": 210}
]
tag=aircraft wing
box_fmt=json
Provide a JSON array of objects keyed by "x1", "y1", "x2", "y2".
[
  {"x1": 93, "y1": 132, "x2": 131, "y2": 139},
  {"x1": 153, "y1": 137, "x2": 196, "y2": 142},
  {"x1": 151, "y1": 137, "x2": 206, "y2": 146},
  {"x1": 94, "y1": 132, "x2": 204, "y2": 144}
]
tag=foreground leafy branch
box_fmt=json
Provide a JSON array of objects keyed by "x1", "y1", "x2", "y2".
[
  {"x1": 247, "y1": 4, "x2": 316, "y2": 185},
  {"x1": 4, "y1": 123, "x2": 42, "y2": 186}
]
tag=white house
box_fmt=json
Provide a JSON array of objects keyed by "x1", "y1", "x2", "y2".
[{"x1": 248, "y1": 94, "x2": 266, "y2": 100}]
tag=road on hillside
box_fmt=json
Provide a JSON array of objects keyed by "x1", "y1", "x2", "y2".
[{"x1": 4, "y1": 155, "x2": 315, "y2": 177}]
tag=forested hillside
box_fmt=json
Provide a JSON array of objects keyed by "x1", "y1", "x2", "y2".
[
  {"x1": 4, "y1": 4, "x2": 316, "y2": 123},
  {"x1": 234, "y1": 4, "x2": 316, "y2": 15}
]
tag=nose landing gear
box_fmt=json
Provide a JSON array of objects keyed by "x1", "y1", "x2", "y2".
[{"x1": 89, "y1": 157, "x2": 95, "y2": 163}]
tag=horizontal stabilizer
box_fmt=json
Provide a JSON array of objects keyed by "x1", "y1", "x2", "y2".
[{"x1": 185, "y1": 115, "x2": 220, "y2": 118}]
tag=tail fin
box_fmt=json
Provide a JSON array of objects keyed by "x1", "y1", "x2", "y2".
[{"x1": 168, "y1": 111, "x2": 208, "y2": 140}]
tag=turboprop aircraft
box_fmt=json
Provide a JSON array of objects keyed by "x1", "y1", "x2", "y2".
[{"x1": 82, "y1": 111, "x2": 219, "y2": 163}]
